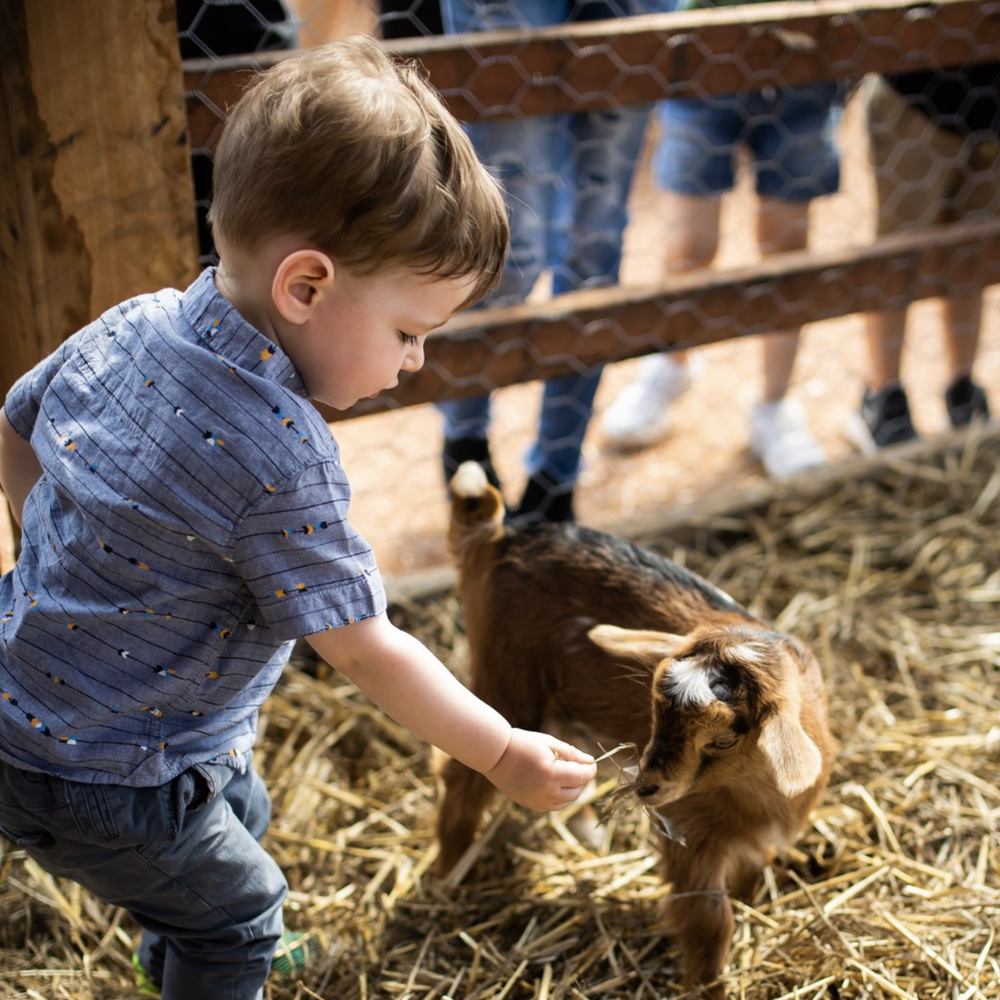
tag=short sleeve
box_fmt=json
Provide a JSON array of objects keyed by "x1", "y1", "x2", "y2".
[
  {"x1": 4, "y1": 332, "x2": 86, "y2": 440},
  {"x1": 232, "y1": 459, "x2": 386, "y2": 641}
]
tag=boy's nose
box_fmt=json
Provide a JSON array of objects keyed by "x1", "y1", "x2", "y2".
[{"x1": 401, "y1": 342, "x2": 424, "y2": 373}]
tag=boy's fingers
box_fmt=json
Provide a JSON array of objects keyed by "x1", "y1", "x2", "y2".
[
  {"x1": 549, "y1": 739, "x2": 595, "y2": 765},
  {"x1": 554, "y1": 782, "x2": 589, "y2": 805},
  {"x1": 552, "y1": 759, "x2": 597, "y2": 788}
]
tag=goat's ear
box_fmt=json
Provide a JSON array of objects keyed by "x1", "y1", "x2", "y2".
[
  {"x1": 758, "y1": 712, "x2": 823, "y2": 797},
  {"x1": 587, "y1": 624, "x2": 688, "y2": 665}
]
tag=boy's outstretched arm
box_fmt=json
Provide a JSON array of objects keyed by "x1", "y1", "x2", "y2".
[
  {"x1": 305, "y1": 612, "x2": 596, "y2": 811},
  {"x1": 0, "y1": 410, "x2": 42, "y2": 528}
]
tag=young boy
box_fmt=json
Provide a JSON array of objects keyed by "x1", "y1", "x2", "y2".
[{"x1": 0, "y1": 37, "x2": 596, "y2": 1000}]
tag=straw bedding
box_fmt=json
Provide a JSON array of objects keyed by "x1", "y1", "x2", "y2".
[{"x1": 1, "y1": 428, "x2": 998, "y2": 999}]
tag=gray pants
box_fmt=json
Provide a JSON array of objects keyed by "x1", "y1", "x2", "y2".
[{"x1": 0, "y1": 755, "x2": 287, "y2": 1000}]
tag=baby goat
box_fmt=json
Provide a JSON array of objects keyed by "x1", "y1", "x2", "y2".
[{"x1": 436, "y1": 461, "x2": 835, "y2": 997}]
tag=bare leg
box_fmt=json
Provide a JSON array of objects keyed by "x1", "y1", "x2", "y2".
[
  {"x1": 599, "y1": 192, "x2": 722, "y2": 448},
  {"x1": 861, "y1": 307, "x2": 907, "y2": 392},
  {"x1": 660, "y1": 191, "x2": 724, "y2": 369},
  {"x1": 757, "y1": 198, "x2": 809, "y2": 402},
  {"x1": 943, "y1": 293, "x2": 982, "y2": 381},
  {"x1": 747, "y1": 198, "x2": 825, "y2": 477},
  {"x1": 849, "y1": 307, "x2": 919, "y2": 451}
]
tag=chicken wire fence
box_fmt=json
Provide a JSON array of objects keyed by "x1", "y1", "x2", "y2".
[{"x1": 177, "y1": 0, "x2": 1000, "y2": 574}]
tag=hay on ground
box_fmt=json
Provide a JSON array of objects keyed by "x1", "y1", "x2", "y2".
[{"x1": 1, "y1": 427, "x2": 999, "y2": 999}]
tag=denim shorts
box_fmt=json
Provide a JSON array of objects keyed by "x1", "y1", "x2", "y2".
[{"x1": 653, "y1": 83, "x2": 841, "y2": 201}]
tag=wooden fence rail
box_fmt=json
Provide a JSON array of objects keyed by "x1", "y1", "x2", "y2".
[
  {"x1": 3, "y1": 0, "x2": 998, "y2": 410},
  {"x1": 185, "y1": 0, "x2": 1000, "y2": 145},
  {"x1": 334, "y1": 218, "x2": 1000, "y2": 420}
]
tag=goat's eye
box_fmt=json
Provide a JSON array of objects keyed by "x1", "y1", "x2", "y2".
[
  {"x1": 709, "y1": 678, "x2": 733, "y2": 700},
  {"x1": 709, "y1": 733, "x2": 740, "y2": 751}
]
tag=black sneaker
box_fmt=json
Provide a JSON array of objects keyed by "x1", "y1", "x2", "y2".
[
  {"x1": 845, "y1": 384, "x2": 919, "y2": 455},
  {"x1": 508, "y1": 471, "x2": 575, "y2": 525},
  {"x1": 944, "y1": 375, "x2": 991, "y2": 429},
  {"x1": 442, "y1": 437, "x2": 501, "y2": 492}
]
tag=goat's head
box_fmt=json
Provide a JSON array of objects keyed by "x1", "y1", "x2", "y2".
[{"x1": 588, "y1": 622, "x2": 825, "y2": 809}]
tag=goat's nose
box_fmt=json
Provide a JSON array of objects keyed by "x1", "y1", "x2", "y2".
[{"x1": 635, "y1": 783, "x2": 660, "y2": 799}]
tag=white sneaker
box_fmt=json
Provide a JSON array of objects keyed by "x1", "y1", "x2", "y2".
[
  {"x1": 748, "y1": 398, "x2": 826, "y2": 480},
  {"x1": 601, "y1": 354, "x2": 693, "y2": 450}
]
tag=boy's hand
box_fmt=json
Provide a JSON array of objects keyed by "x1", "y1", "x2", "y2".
[{"x1": 483, "y1": 728, "x2": 597, "y2": 811}]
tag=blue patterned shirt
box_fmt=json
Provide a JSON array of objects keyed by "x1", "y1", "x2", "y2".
[{"x1": 0, "y1": 268, "x2": 385, "y2": 785}]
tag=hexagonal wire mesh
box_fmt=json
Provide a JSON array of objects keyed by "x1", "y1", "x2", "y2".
[{"x1": 179, "y1": 0, "x2": 1000, "y2": 574}]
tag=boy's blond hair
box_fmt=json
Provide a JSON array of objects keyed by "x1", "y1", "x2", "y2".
[{"x1": 208, "y1": 35, "x2": 508, "y2": 307}]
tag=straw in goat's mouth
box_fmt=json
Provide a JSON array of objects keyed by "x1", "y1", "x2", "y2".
[{"x1": 593, "y1": 744, "x2": 689, "y2": 845}]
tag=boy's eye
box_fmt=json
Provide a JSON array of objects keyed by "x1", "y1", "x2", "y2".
[{"x1": 399, "y1": 332, "x2": 419, "y2": 346}]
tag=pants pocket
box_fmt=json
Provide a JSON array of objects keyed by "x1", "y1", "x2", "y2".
[
  {"x1": 0, "y1": 765, "x2": 61, "y2": 849},
  {"x1": 64, "y1": 778, "x2": 178, "y2": 845}
]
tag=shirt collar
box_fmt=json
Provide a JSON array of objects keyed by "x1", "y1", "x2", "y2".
[{"x1": 180, "y1": 267, "x2": 308, "y2": 398}]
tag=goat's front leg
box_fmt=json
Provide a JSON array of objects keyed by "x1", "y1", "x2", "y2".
[
  {"x1": 434, "y1": 753, "x2": 498, "y2": 876},
  {"x1": 659, "y1": 840, "x2": 733, "y2": 998}
]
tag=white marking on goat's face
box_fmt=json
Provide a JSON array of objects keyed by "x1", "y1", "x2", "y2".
[
  {"x1": 728, "y1": 642, "x2": 766, "y2": 665},
  {"x1": 668, "y1": 657, "x2": 718, "y2": 707}
]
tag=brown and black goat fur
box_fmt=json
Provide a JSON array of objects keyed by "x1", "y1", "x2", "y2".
[{"x1": 436, "y1": 462, "x2": 836, "y2": 997}]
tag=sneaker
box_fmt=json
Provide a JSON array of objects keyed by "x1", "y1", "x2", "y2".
[
  {"x1": 748, "y1": 398, "x2": 826, "y2": 479},
  {"x1": 132, "y1": 931, "x2": 321, "y2": 996},
  {"x1": 600, "y1": 354, "x2": 693, "y2": 450},
  {"x1": 509, "y1": 471, "x2": 575, "y2": 525},
  {"x1": 844, "y1": 383, "x2": 919, "y2": 455},
  {"x1": 944, "y1": 374, "x2": 991, "y2": 429},
  {"x1": 270, "y1": 930, "x2": 322, "y2": 978},
  {"x1": 132, "y1": 952, "x2": 160, "y2": 997},
  {"x1": 442, "y1": 437, "x2": 501, "y2": 492}
]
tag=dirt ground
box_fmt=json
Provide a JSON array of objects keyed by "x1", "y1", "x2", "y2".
[{"x1": 336, "y1": 93, "x2": 1000, "y2": 582}]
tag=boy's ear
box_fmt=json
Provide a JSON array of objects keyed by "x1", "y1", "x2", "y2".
[{"x1": 272, "y1": 249, "x2": 336, "y2": 324}]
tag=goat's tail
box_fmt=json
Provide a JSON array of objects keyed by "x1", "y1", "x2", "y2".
[{"x1": 447, "y1": 461, "x2": 505, "y2": 558}]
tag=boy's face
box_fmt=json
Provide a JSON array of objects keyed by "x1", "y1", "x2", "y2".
[{"x1": 284, "y1": 266, "x2": 478, "y2": 411}]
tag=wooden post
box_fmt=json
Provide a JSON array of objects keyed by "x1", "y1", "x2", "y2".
[{"x1": 0, "y1": 0, "x2": 199, "y2": 396}]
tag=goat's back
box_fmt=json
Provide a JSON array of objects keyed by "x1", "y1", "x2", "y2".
[{"x1": 453, "y1": 520, "x2": 757, "y2": 738}]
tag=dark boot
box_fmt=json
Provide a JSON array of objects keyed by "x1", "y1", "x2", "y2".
[{"x1": 509, "y1": 471, "x2": 575, "y2": 525}]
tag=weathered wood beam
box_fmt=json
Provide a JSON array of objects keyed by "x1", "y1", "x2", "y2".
[
  {"x1": 184, "y1": 0, "x2": 1000, "y2": 147},
  {"x1": 0, "y1": 0, "x2": 199, "y2": 396},
  {"x1": 324, "y1": 217, "x2": 1000, "y2": 421}
]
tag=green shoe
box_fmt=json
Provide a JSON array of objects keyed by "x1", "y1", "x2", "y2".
[
  {"x1": 132, "y1": 952, "x2": 161, "y2": 997},
  {"x1": 132, "y1": 931, "x2": 319, "y2": 994},
  {"x1": 270, "y1": 930, "x2": 321, "y2": 979}
]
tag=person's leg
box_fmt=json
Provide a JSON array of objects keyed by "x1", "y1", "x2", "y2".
[
  {"x1": 743, "y1": 83, "x2": 839, "y2": 477},
  {"x1": 756, "y1": 197, "x2": 809, "y2": 404},
  {"x1": 744, "y1": 197, "x2": 831, "y2": 476},
  {"x1": 515, "y1": 100, "x2": 652, "y2": 514},
  {"x1": 849, "y1": 75, "x2": 963, "y2": 450},
  {"x1": 751, "y1": 82, "x2": 839, "y2": 407},
  {"x1": 0, "y1": 760, "x2": 287, "y2": 1000},
  {"x1": 435, "y1": 112, "x2": 559, "y2": 490},
  {"x1": 941, "y1": 131, "x2": 998, "y2": 427},
  {"x1": 941, "y1": 291, "x2": 991, "y2": 428},
  {"x1": 599, "y1": 90, "x2": 736, "y2": 450},
  {"x1": 437, "y1": 0, "x2": 563, "y2": 499},
  {"x1": 511, "y1": 0, "x2": 660, "y2": 517},
  {"x1": 600, "y1": 191, "x2": 719, "y2": 449},
  {"x1": 133, "y1": 762, "x2": 279, "y2": 993}
]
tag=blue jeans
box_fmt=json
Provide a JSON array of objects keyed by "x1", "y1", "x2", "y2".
[
  {"x1": 0, "y1": 756, "x2": 286, "y2": 1000},
  {"x1": 654, "y1": 83, "x2": 841, "y2": 200},
  {"x1": 438, "y1": 0, "x2": 654, "y2": 484}
]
